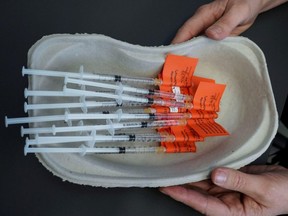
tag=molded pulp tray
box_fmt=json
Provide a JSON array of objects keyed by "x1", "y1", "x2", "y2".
[{"x1": 27, "y1": 34, "x2": 278, "y2": 187}]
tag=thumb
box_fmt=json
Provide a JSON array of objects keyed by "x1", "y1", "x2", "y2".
[
  {"x1": 205, "y1": 6, "x2": 247, "y2": 40},
  {"x1": 211, "y1": 167, "x2": 265, "y2": 200}
]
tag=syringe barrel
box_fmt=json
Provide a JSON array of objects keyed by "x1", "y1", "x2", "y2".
[
  {"x1": 146, "y1": 119, "x2": 187, "y2": 128},
  {"x1": 132, "y1": 133, "x2": 175, "y2": 142},
  {"x1": 24, "y1": 146, "x2": 166, "y2": 154},
  {"x1": 151, "y1": 99, "x2": 193, "y2": 108},
  {"x1": 119, "y1": 76, "x2": 157, "y2": 85},
  {"x1": 149, "y1": 113, "x2": 191, "y2": 120},
  {"x1": 150, "y1": 90, "x2": 193, "y2": 101}
]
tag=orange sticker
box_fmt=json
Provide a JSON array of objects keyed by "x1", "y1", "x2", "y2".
[
  {"x1": 187, "y1": 119, "x2": 229, "y2": 137},
  {"x1": 161, "y1": 142, "x2": 196, "y2": 153},
  {"x1": 190, "y1": 76, "x2": 215, "y2": 95},
  {"x1": 189, "y1": 109, "x2": 218, "y2": 119},
  {"x1": 161, "y1": 54, "x2": 198, "y2": 86},
  {"x1": 157, "y1": 127, "x2": 171, "y2": 134},
  {"x1": 170, "y1": 125, "x2": 204, "y2": 142},
  {"x1": 159, "y1": 85, "x2": 172, "y2": 92},
  {"x1": 193, "y1": 82, "x2": 226, "y2": 112}
]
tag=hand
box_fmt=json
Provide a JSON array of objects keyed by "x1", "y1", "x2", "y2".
[
  {"x1": 160, "y1": 165, "x2": 288, "y2": 216},
  {"x1": 172, "y1": 0, "x2": 288, "y2": 43}
]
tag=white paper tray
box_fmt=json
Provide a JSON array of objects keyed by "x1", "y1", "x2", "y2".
[{"x1": 27, "y1": 34, "x2": 278, "y2": 187}]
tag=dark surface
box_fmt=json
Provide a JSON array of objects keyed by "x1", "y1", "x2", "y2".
[{"x1": 1, "y1": 1, "x2": 288, "y2": 216}]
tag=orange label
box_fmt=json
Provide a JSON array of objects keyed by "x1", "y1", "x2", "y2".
[
  {"x1": 193, "y1": 82, "x2": 226, "y2": 112},
  {"x1": 187, "y1": 119, "x2": 229, "y2": 137},
  {"x1": 161, "y1": 142, "x2": 196, "y2": 153},
  {"x1": 157, "y1": 127, "x2": 171, "y2": 134},
  {"x1": 189, "y1": 109, "x2": 218, "y2": 119},
  {"x1": 170, "y1": 125, "x2": 204, "y2": 142},
  {"x1": 161, "y1": 54, "x2": 198, "y2": 86},
  {"x1": 159, "y1": 85, "x2": 172, "y2": 92},
  {"x1": 190, "y1": 76, "x2": 215, "y2": 95}
]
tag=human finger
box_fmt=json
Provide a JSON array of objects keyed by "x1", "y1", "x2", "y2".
[
  {"x1": 240, "y1": 165, "x2": 287, "y2": 174},
  {"x1": 160, "y1": 186, "x2": 230, "y2": 215},
  {"x1": 205, "y1": 4, "x2": 253, "y2": 40},
  {"x1": 186, "y1": 179, "x2": 213, "y2": 190},
  {"x1": 171, "y1": 2, "x2": 226, "y2": 43},
  {"x1": 211, "y1": 167, "x2": 268, "y2": 202}
]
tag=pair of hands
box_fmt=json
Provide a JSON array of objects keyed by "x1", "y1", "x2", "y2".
[{"x1": 162, "y1": 0, "x2": 288, "y2": 215}]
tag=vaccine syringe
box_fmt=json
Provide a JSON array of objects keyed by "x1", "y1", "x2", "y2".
[
  {"x1": 24, "y1": 87, "x2": 193, "y2": 109},
  {"x1": 22, "y1": 67, "x2": 163, "y2": 85},
  {"x1": 25, "y1": 132, "x2": 177, "y2": 145},
  {"x1": 24, "y1": 144, "x2": 197, "y2": 155},
  {"x1": 24, "y1": 145, "x2": 169, "y2": 155},
  {"x1": 23, "y1": 100, "x2": 147, "y2": 112},
  {"x1": 64, "y1": 77, "x2": 192, "y2": 101},
  {"x1": 21, "y1": 119, "x2": 187, "y2": 136},
  {"x1": 5, "y1": 110, "x2": 192, "y2": 126},
  {"x1": 24, "y1": 134, "x2": 197, "y2": 155}
]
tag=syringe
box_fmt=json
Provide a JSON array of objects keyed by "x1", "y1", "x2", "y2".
[
  {"x1": 24, "y1": 145, "x2": 168, "y2": 155},
  {"x1": 24, "y1": 101, "x2": 117, "y2": 112},
  {"x1": 63, "y1": 87, "x2": 193, "y2": 108},
  {"x1": 24, "y1": 100, "x2": 147, "y2": 112},
  {"x1": 24, "y1": 87, "x2": 193, "y2": 108},
  {"x1": 21, "y1": 119, "x2": 187, "y2": 136},
  {"x1": 5, "y1": 110, "x2": 192, "y2": 126},
  {"x1": 26, "y1": 132, "x2": 176, "y2": 145},
  {"x1": 65, "y1": 77, "x2": 192, "y2": 101},
  {"x1": 22, "y1": 67, "x2": 162, "y2": 85}
]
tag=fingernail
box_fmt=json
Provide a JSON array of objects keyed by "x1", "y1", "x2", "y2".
[
  {"x1": 214, "y1": 170, "x2": 227, "y2": 185},
  {"x1": 206, "y1": 26, "x2": 224, "y2": 40}
]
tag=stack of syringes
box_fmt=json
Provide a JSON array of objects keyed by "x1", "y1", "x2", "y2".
[{"x1": 5, "y1": 54, "x2": 229, "y2": 155}]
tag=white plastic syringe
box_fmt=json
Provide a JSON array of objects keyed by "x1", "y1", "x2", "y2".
[
  {"x1": 65, "y1": 77, "x2": 192, "y2": 101},
  {"x1": 21, "y1": 119, "x2": 187, "y2": 136},
  {"x1": 63, "y1": 87, "x2": 193, "y2": 108},
  {"x1": 22, "y1": 67, "x2": 162, "y2": 85},
  {"x1": 24, "y1": 87, "x2": 143, "y2": 102},
  {"x1": 24, "y1": 145, "x2": 167, "y2": 155},
  {"x1": 24, "y1": 100, "x2": 146, "y2": 112},
  {"x1": 24, "y1": 87, "x2": 193, "y2": 108},
  {"x1": 26, "y1": 133, "x2": 176, "y2": 145},
  {"x1": 24, "y1": 89, "x2": 76, "y2": 98},
  {"x1": 5, "y1": 110, "x2": 192, "y2": 126},
  {"x1": 24, "y1": 101, "x2": 114, "y2": 112}
]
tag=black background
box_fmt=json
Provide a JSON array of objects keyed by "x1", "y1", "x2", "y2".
[{"x1": 1, "y1": 1, "x2": 288, "y2": 216}]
